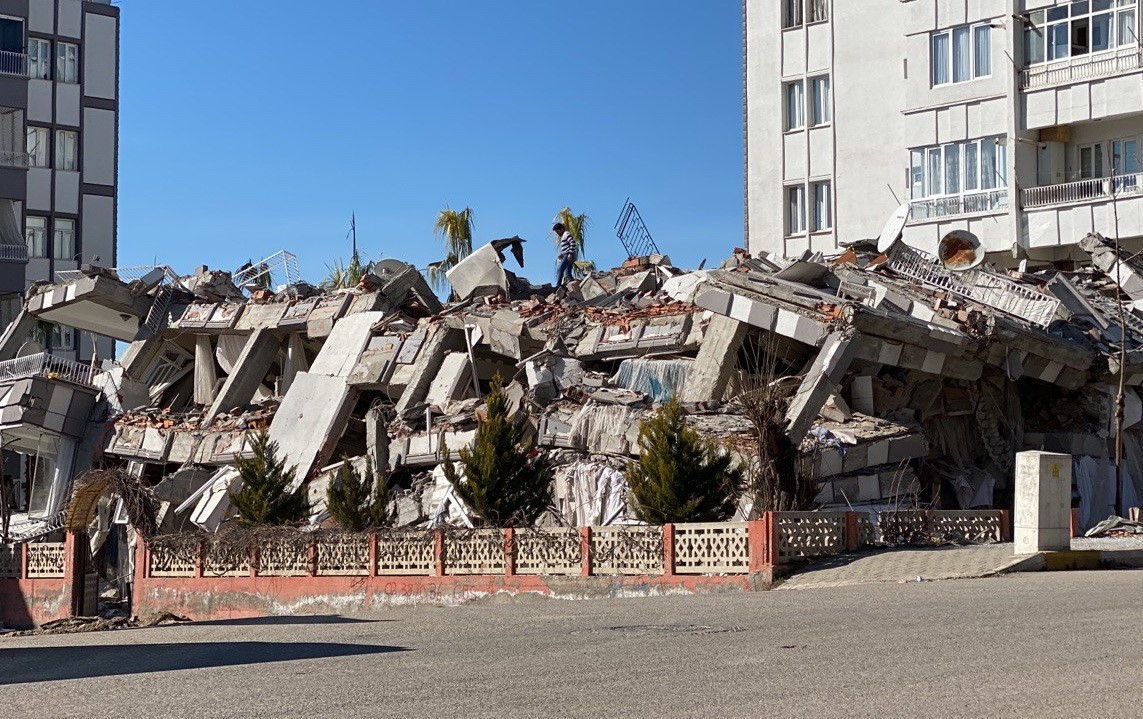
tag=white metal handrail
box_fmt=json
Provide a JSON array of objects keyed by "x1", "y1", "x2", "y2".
[
  {"x1": 0, "y1": 351, "x2": 102, "y2": 387},
  {"x1": 1023, "y1": 172, "x2": 1143, "y2": 209},
  {"x1": 233, "y1": 249, "x2": 301, "y2": 288},
  {"x1": 908, "y1": 189, "x2": 1007, "y2": 223},
  {"x1": 0, "y1": 50, "x2": 27, "y2": 77},
  {"x1": 1021, "y1": 46, "x2": 1143, "y2": 90},
  {"x1": 54, "y1": 264, "x2": 180, "y2": 285},
  {"x1": 887, "y1": 244, "x2": 1061, "y2": 327}
]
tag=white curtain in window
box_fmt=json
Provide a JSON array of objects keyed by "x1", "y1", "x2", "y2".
[
  {"x1": 944, "y1": 144, "x2": 961, "y2": 194},
  {"x1": 981, "y1": 141, "x2": 997, "y2": 189},
  {"x1": 932, "y1": 32, "x2": 950, "y2": 84},
  {"x1": 1120, "y1": 9, "x2": 1137, "y2": 46},
  {"x1": 965, "y1": 143, "x2": 979, "y2": 191},
  {"x1": 910, "y1": 150, "x2": 925, "y2": 199},
  {"x1": 808, "y1": 0, "x2": 828, "y2": 23},
  {"x1": 974, "y1": 25, "x2": 991, "y2": 77},
  {"x1": 952, "y1": 27, "x2": 971, "y2": 82},
  {"x1": 787, "y1": 186, "x2": 805, "y2": 235},
  {"x1": 783, "y1": 0, "x2": 802, "y2": 28},
  {"x1": 928, "y1": 148, "x2": 943, "y2": 195},
  {"x1": 813, "y1": 183, "x2": 831, "y2": 230},
  {"x1": 785, "y1": 82, "x2": 803, "y2": 130},
  {"x1": 810, "y1": 76, "x2": 830, "y2": 125}
]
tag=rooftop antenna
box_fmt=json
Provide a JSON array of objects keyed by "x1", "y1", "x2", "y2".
[{"x1": 351, "y1": 212, "x2": 358, "y2": 259}]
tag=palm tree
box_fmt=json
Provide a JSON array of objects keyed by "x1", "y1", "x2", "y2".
[
  {"x1": 554, "y1": 207, "x2": 588, "y2": 256},
  {"x1": 427, "y1": 206, "x2": 475, "y2": 291},
  {"x1": 322, "y1": 252, "x2": 366, "y2": 291}
]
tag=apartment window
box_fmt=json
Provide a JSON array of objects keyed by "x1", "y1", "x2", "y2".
[
  {"x1": 1024, "y1": 1, "x2": 1139, "y2": 66},
  {"x1": 909, "y1": 137, "x2": 1008, "y2": 200},
  {"x1": 53, "y1": 218, "x2": 75, "y2": 260},
  {"x1": 783, "y1": 0, "x2": 829, "y2": 27},
  {"x1": 34, "y1": 322, "x2": 75, "y2": 352},
  {"x1": 810, "y1": 181, "x2": 832, "y2": 231},
  {"x1": 26, "y1": 126, "x2": 48, "y2": 167},
  {"x1": 809, "y1": 75, "x2": 831, "y2": 126},
  {"x1": 55, "y1": 129, "x2": 78, "y2": 171},
  {"x1": 786, "y1": 185, "x2": 806, "y2": 235},
  {"x1": 784, "y1": 80, "x2": 804, "y2": 131},
  {"x1": 28, "y1": 38, "x2": 50, "y2": 80},
  {"x1": 932, "y1": 23, "x2": 992, "y2": 85},
  {"x1": 56, "y1": 42, "x2": 78, "y2": 83},
  {"x1": 25, "y1": 216, "x2": 47, "y2": 258}
]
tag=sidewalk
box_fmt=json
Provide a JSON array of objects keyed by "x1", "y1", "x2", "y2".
[
  {"x1": 777, "y1": 538, "x2": 1143, "y2": 591},
  {"x1": 776, "y1": 543, "x2": 1034, "y2": 591}
]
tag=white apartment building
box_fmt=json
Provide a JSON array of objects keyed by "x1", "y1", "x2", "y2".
[{"x1": 745, "y1": 0, "x2": 1143, "y2": 262}]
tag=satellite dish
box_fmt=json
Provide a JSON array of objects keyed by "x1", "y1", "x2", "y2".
[
  {"x1": 15, "y1": 340, "x2": 44, "y2": 358},
  {"x1": 876, "y1": 203, "x2": 911, "y2": 253},
  {"x1": 938, "y1": 230, "x2": 984, "y2": 272},
  {"x1": 375, "y1": 258, "x2": 409, "y2": 276}
]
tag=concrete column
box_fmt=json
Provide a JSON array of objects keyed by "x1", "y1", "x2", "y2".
[
  {"x1": 280, "y1": 332, "x2": 309, "y2": 395},
  {"x1": 0, "y1": 310, "x2": 37, "y2": 361},
  {"x1": 204, "y1": 329, "x2": 282, "y2": 422},
  {"x1": 784, "y1": 331, "x2": 859, "y2": 442},
  {"x1": 193, "y1": 335, "x2": 218, "y2": 405},
  {"x1": 395, "y1": 325, "x2": 461, "y2": 416},
  {"x1": 365, "y1": 405, "x2": 389, "y2": 472},
  {"x1": 679, "y1": 314, "x2": 748, "y2": 402},
  {"x1": 1014, "y1": 451, "x2": 1072, "y2": 554}
]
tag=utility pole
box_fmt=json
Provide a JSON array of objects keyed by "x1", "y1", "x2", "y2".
[{"x1": 1112, "y1": 170, "x2": 1125, "y2": 517}]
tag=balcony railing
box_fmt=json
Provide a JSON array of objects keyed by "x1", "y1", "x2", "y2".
[
  {"x1": 908, "y1": 189, "x2": 1007, "y2": 223},
  {"x1": 0, "y1": 50, "x2": 27, "y2": 77},
  {"x1": 0, "y1": 149, "x2": 29, "y2": 168},
  {"x1": 1021, "y1": 46, "x2": 1143, "y2": 90},
  {"x1": 0, "y1": 352, "x2": 102, "y2": 388},
  {"x1": 0, "y1": 243, "x2": 27, "y2": 261},
  {"x1": 1023, "y1": 172, "x2": 1143, "y2": 209}
]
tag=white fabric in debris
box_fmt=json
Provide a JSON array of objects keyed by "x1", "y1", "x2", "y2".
[
  {"x1": 614, "y1": 358, "x2": 693, "y2": 403},
  {"x1": 427, "y1": 462, "x2": 474, "y2": 528},
  {"x1": 569, "y1": 405, "x2": 635, "y2": 452},
  {"x1": 215, "y1": 334, "x2": 247, "y2": 374},
  {"x1": 556, "y1": 463, "x2": 632, "y2": 526}
]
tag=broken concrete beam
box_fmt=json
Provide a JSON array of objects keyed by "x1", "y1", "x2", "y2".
[
  {"x1": 204, "y1": 328, "x2": 282, "y2": 422},
  {"x1": 785, "y1": 331, "x2": 859, "y2": 443},
  {"x1": 1080, "y1": 233, "x2": 1143, "y2": 300},
  {"x1": 446, "y1": 243, "x2": 509, "y2": 300},
  {"x1": 193, "y1": 335, "x2": 218, "y2": 405},
  {"x1": 426, "y1": 352, "x2": 474, "y2": 406},
  {"x1": 851, "y1": 335, "x2": 983, "y2": 381},
  {"x1": 680, "y1": 314, "x2": 747, "y2": 403},
  {"x1": 25, "y1": 274, "x2": 153, "y2": 341},
  {"x1": 267, "y1": 371, "x2": 355, "y2": 485},
  {"x1": 693, "y1": 284, "x2": 829, "y2": 347},
  {"x1": 0, "y1": 310, "x2": 37, "y2": 361},
  {"x1": 309, "y1": 311, "x2": 386, "y2": 377},
  {"x1": 395, "y1": 324, "x2": 465, "y2": 416}
]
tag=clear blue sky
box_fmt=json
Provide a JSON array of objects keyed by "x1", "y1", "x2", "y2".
[{"x1": 117, "y1": 1, "x2": 744, "y2": 286}]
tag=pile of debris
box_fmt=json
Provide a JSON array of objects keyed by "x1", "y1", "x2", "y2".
[{"x1": 6, "y1": 231, "x2": 1143, "y2": 546}]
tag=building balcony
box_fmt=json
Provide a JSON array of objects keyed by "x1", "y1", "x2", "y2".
[
  {"x1": 0, "y1": 51, "x2": 27, "y2": 78},
  {"x1": 1022, "y1": 173, "x2": 1143, "y2": 209},
  {"x1": 1020, "y1": 46, "x2": 1142, "y2": 91},
  {"x1": 0, "y1": 351, "x2": 103, "y2": 389},
  {"x1": 907, "y1": 189, "x2": 1008, "y2": 223},
  {"x1": 0, "y1": 149, "x2": 28, "y2": 168}
]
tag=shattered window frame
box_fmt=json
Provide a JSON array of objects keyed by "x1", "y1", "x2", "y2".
[
  {"x1": 25, "y1": 215, "x2": 47, "y2": 258},
  {"x1": 52, "y1": 218, "x2": 75, "y2": 260},
  {"x1": 56, "y1": 41, "x2": 79, "y2": 84},
  {"x1": 54, "y1": 129, "x2": 78, "y2": 172},
  {"x1": 27, "y1": 37, "x2": 50, "y2": 80},
  {"x1": 26, "y1": 125, "x2": 48, "y2": 168}
]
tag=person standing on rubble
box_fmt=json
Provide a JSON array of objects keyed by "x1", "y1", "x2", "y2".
[{"x1": 553, "y1": 222, "x2": 577, "y2": 287}]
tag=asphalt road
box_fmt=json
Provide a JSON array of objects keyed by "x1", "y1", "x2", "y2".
[{"x1": 4, "y1": 571, "x2": 1142, "y2": 718}]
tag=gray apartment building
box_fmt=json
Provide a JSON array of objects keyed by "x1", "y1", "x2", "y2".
[
  {"x1": 746, "y1": 0, "x2": 1142, "y2": 263},
  {"x1": 0, "y1": 0, "x2": 118, "y2": 361}
]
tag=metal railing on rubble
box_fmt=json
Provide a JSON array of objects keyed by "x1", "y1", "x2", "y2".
[
  {"x1": 54, "y1": 264, "x2": 181, "y2": 285},
  {"x1": 887, "y1": 244, "x2": 1061, "y2": 328},
  {"x1": 0, "y1": 351, "x2": 102, "y2": 387},
  {"x1": 1023, "y1": 172, "x2": 1143, "y2": 209}
]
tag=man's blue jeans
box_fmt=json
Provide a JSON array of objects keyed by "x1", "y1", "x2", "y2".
[{"x1": 556, "y1": 255, "x2": 575, "y2": 286}]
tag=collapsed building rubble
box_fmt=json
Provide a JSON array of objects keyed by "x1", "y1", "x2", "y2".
[{"x1": 7, "y1": 230, "x2": 1143, "y2": 606}]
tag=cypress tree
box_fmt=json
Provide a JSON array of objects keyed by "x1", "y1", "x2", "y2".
[
  {"x1": 326, "y1": 456, "x2": 395, "y2": 531},
  {"x1": 442, "y1": 376, "x2": 553, "y2": 527},
  {"x1": 229, "y1": 430, "x2": 310, "y2": 527},
  {"x1": 627, "y1": 399, "x2": 742, "y2": 524}
]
